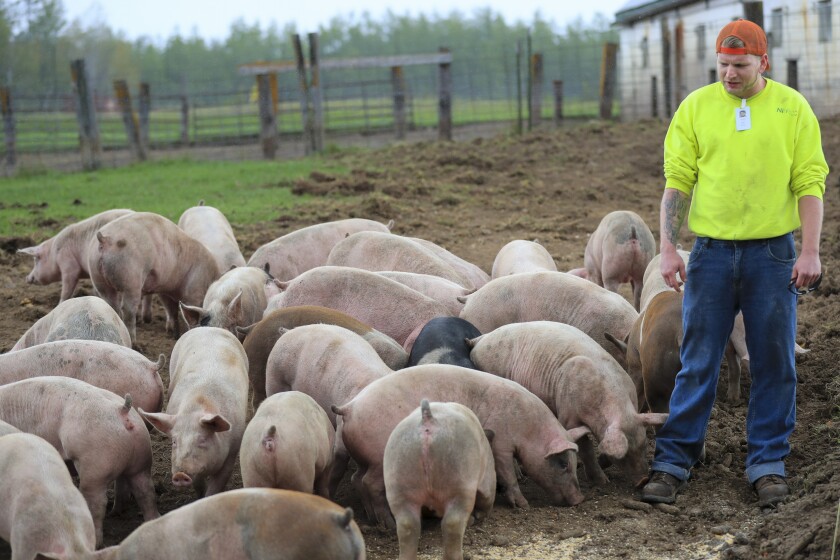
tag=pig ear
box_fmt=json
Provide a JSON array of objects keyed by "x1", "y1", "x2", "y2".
[
  {"x1": 638, "y1": 412, "x2": 669, "y2": 427},
  {"x1": 17, "y1": 245, "x2": 40, "y2": 256},
  {"x1": 565, "y1": 425, "x2": 591, "y2": 443},
  {"x1": 276, "y1": 326, "x2": 290, "y2": 337},
  {"x1": 599, "y1": 427, "x2": 629, "y2": 459},
  {"x1": 179, "y1": 302, "x2": 208, "y2": 329},
  {"x1": 137, "y1": 409, "x2": 175, "y2": 435},
  {"x1": 227, "y1": 290, "x2": 243, "y2": 319},
  {"x1": 483, "y1": 428, "x2": 495, "y2": 443},
  {"x1": 604, "y1": 332, "x2": 627, "y2": 355},
  {"x1": 200, "y1": 414, "x2": 231, "y2": 433},
  {"x1": 236, "y1": 323, "x2": 256, "y2": 339},
  {"x1": 545, "y1": 436, "x2": 579, "y2": 458}
]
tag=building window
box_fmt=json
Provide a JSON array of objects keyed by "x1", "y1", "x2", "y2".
[
  {"x1": 696, "y1": 25, "x2": 706, "y2": 60},
  {"x1": 818, "y1": 0, "x2": 832, "y2": 43},
  {"x1": 771, "y1": 8, "x2": 783, "y2": 47},
  {"x1": 641, "y1": 36, "x2": 649, "y2": 68}
]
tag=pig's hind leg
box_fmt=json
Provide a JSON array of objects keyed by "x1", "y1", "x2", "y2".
[
  {"x1": 392, "y1": 501, "x2": 422, "y2": 560},
  {"x1": 441, "y1": 502, "x2": 471, "y2": 560}
]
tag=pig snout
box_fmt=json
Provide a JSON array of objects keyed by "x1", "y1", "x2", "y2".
[
  {"x1": 25, "y1": 272, "x2": 36, "y2": 284},
  {"x1": 172, "y1": 471, "x2": 193, "y2": 487},
  {"x1": 564, "y1": 486, "x2": 585, "y2": 506}
]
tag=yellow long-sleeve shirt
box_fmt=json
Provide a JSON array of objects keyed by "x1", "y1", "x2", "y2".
[{"x1": 663, "y1": 78, "x2": 828, "y2": 240}]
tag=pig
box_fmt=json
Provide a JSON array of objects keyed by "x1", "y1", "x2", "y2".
[
  {"x1": 264, "y1": 266, "x2": 453, "y2": 346},
  {"x1": 239, "y1": 391, "x2": 335, "y2": 496},
  {"x1": 408, "y1": 237, "x2": 491, "y2": 290},
  {"x1": 10, "y1": 295, "x2": 131, "y2": 351},
  {"x1": 376, "y1": 271, "x2": 472, "y2": 316},
  {"x1": 138, "y1": 327, "x2": 249, "y2": 497},
  {"x1": 459, "y1": 271, "x2": 638, "y2": 368},
  {"x1": 332, "y1": 365, "x2": 590, "y2": 528},
  {"x1": 90, "y1": 211, "x2": 220, "y2": 344},
  {"x1": 384, "y1": 400, "x2": 495, "y2": 560},
  {"x1": 179, "y1": 265, "x2": 272, "y2": 337},
  {"x1": 406, "y1": 316, "x2": 482, "y2": 369},
  {"x1": 0, "y1": 377, "x2": 159, "y2": 546},
  {"x1": 18, "y1": 208, "x2": 134, "y2": 302},
  {"x1": 0, "y1": 432, "x2": 104, "y2": 560},
  {"x1": 327, "y1": 231, "x2": 474, "y2": 288},
  {"x1": 491, "y1": 239, "x2": 557, "y2": 278},
  {"x1": 265, "y1": 324, "x2": 393, "y2": 426},
  {"x1": 247, "y1": 218, "x2": 393, "y2": 281},
  {"x1": 93, "y1": 489, "x2": 366, "y2": 560},
  {"x1": 177, "y1": 201, "x2": 246, "y2": 273},
  {"x1": 583, "y1": 210, "x2": 656, "y2": 311},
  {"x1": 0, "y1": 339, "x2": 165, "y2": 413},
  {"x1": 239, "y1": 306, "x2": 407, "y2": 405},
  {"x1": 468, "y1": 321, "x2": 668, "y2": 485},
  {"x1": 567, "y1": 267, "x2": 589, "y2": 279}
]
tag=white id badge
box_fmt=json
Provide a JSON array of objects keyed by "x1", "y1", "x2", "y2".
[{"x1": 735, "y1": 99, "x2": 751, "y2": 131}]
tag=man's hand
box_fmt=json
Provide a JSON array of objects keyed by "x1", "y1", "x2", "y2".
[{"x1": 660, "y1": 246, "x2": 686, "y2": 292}]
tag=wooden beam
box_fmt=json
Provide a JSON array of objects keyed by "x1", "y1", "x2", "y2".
[{"x1": 238, "y1": 52, "x2": 453, "y2": 75}]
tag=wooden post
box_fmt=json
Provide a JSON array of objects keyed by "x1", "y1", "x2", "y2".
[
  {"x1": 437, "y1": 47, "x2": 452, "y2": 141},
  {"x1": 651, "y1": 76, "x2": 659, "y2": 118},
  {"x1": 743, "y1": 1, "x2": 764, "y2": 28},
  {"x1": 529, "y1": 53, "x2": 543, "y2": 129},
  {"x1": 138, "y1": 82, "x2": 150, "y2": 153},
  {"x1": 179, "y1": 95, "x2": 189, "y2": 146},
  {"x1": 0, "y1": 87, "x2": 15, "y2": 167},
  {"x1": 70, "y1": 59, "x2": 101, "y2": 170},
  {"x1": 516, "y1": 40, "x2": 523, "y2": 135},
  {"x1": 113, "y1": 79, "x2": 146, "y2": 162},
  {"x1": 292, "y1": 34, "x2": 313, "y2": 155},
  {"x1": 256, "y1": 73, "x2": 278, "y2": 159},
  {"x1": 674, "y1": 22, "x2": 685, "y2": 107},
  {"x1": 308, "y1": 32, "x2": 324, "y2": 154},
  {"x1": 391, "y1": 66, "x2": 407, "y2": 140},
  {"x1": 553, "y1": 80, "x2": 563, "y2": 127},
  {"x1": 526, "y1": 33, "x2": 532, "y2": 131},
  {"x1": 660, "y1": 18, "x2": 672, "y2": 118},
  {"x1": 599, "y1": 43, "x2": 618, "y2": 119}
]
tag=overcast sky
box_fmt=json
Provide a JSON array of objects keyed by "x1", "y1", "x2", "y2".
[{"x1": 61, "y1": 0, "x2": 633, "y2": 43}]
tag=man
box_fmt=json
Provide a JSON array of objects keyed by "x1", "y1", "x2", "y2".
[{"x1": 639, "y1": 19, "x2": 828, "y2": 508}]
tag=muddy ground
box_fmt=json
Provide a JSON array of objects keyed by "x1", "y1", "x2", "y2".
[{"x1": 1, "y1": 116, "x2": 839, "y2": 559}]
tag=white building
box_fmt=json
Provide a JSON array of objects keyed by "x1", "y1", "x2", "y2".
[{"x1": 613, "y1": 0, "x2": 839, "y2": 120}]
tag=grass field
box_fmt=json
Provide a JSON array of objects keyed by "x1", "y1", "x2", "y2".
[{"x1": 0, "y1": 157, "x2": 348, "y2": 239}]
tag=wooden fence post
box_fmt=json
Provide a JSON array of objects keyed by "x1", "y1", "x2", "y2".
[
  {"x1": 308, "y1": 32, "x2": 324, "y2": 153},
  {"x1": 516, "y1": 40, "x2": 523, "y2": 135},
  {"x1": 599, "y1": 43, "x2": 618, "y2": 119},
  {"x1": 70, "y1": 59, "x2": 101, "y2": 170},
  {"x1": 138, "y1": 82, "x2": 150, "y2": 153},
  {"x1": 257, "y1": 73, "x2": 278, "y2": 159},
  {"x1": 437, "y1": 47, "x2": 452, "y2": 141},
  {"x1": 0, "y1": 87, "x2": 15, "y2": 167},
  {"x1": 113, "y1": 79, "x2": 146, "y2": 162},
  {"x1": 180, "y1": 95, "x2": 189, "y2": 146},
  {"x1": 553, "y1": 80, "x2": 563, "y2": 127},
  {"x1": 529, "y1": 53, "x2": 543, "y2": 129},
  {"x1": 292, "y1": 34, "x2": 313, "y2": 156},
  {"x1": 391, "y1": 66, "x2": 407, "y2": 140},
  {"x1": 651, "y1": 76, "x2": 659, "y2": 118},
  {"x1": 660, "y1": 18, "x2": 672, "y2": 118}
]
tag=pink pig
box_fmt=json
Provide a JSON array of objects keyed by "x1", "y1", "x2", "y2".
[
  {"x1": 11, "y1": 295, "x2": 131, "y2": 351},
  {"x1": 384, "y1": 400, "x2": 495, "y2": 560},
  {"x1": 468, "y1": 321, "x2": 668, "y2": 486},
  {"x1": 139, "y1": 327, "x2": 249, "y2": 497},
  {"x1": 177, "y1": 202, "x2": 246, "y2": 274},
  {"x1": 583, "y1": 210, "x2": 656, "y2": 311},
  {"x1": 265, "y1": 324, "x2": 393, "y2": 426},
  {"x1": 247, "y1": 218, "x2": 393, "y2": 281},
  {"x1": 0, "y1": 339, "x2": 164, "y2": 413},
  {"x1": 93, "y1": 489, "x2": 366, "y2": 560},
  {"x1": 491, "y1": 239, "x2": 557, "y2": 278},
  {"x1": 90, "y1": 211, "x2": 220, "y2": 344},
  {"x1": 0, "y1": 433, "x2": 105, "y2": 560},
  {"x1": 332, "y1": 365, "x2": 589, "y2": 528},
  {"x1": 239, "y1": 391, "x2": 335, "y2": 496},
  {"x1": 0, "y1": 377, "x2": 159, "y2": 546},
  {"x1": 18, "y1": 208, "x2": 134, "y2": 302},
  {"x1": 459, "y1": 271, "x2": 638, "y2": 368},
  {"x1": 375, "y1": 271, "x2": 472, "y2": 316}
]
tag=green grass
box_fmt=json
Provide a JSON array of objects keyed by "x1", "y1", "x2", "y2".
[{"x1": 0, "y1": 157, "x2": 349, "y2": 239}]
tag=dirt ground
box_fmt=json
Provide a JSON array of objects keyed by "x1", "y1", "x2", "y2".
[{"x1": 1, "y1": 115, "x2": 839, "y2": 559}]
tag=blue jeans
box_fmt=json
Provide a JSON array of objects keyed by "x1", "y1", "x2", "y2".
[{"x1": 651, "y1": 233, "x2": 798, "y2": 484}]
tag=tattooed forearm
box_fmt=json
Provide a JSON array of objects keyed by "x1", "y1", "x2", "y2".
[{"x1": 660, "y1": 189, "x2": 690, "y2": 248}]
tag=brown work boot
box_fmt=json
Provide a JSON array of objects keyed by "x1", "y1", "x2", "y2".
[
  {"x1": 639, "y1": 471, "x2": 686, "y2": 504},
  {"x1": 754, "y1": 475, "x2": 789, "y2": 508}
]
